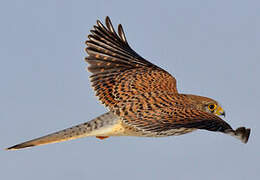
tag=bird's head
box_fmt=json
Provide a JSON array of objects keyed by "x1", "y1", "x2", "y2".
[{"x1": 185, "y1": 94, "x2": 225, "y2": 117}]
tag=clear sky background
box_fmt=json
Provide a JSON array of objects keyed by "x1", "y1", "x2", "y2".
[{"x1": 1, "y1": 1, "x2": 259, "y2": 179}]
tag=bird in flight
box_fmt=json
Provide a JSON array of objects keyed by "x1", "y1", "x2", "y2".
[{"x1": 6, "y1": 17, "x2": 250, "y2": 150}]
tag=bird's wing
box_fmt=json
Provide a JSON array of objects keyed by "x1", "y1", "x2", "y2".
[
  {"x1": 115, "y1": 92, "x2": 250, "y2": 143},
  {"x1": 115, "y1": 92, "x2": 232, "y2": 132},
  {"x1": 85, "y1": 17, "x2": 250, "y2": 144},
  {"x1": 85, "y1": 16, "x2": 177, "y2": 109}
]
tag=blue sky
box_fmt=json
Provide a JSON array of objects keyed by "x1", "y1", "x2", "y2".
[{"x1": 1, "y1": 1, "x2": 259, "y2": 179}]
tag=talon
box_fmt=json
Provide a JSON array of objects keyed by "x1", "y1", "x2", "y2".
[{"x1": 96, "y1": 136, "x2": 109, "y2": 140}]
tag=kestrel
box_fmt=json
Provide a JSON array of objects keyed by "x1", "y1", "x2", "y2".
[{"x1": 6, "y1": 17, "x2": 250, "y2": 150}]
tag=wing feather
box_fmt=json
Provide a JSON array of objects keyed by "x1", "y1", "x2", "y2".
[
  {"x1": 85, "y1": 16, "x2": 177, "y2": 109},
  {"x1": 115, "y1": 92, "x2": 232, "y2": 133},
  {"x1": 85, "y1": 17, "x2": 250, "y2": 143}
]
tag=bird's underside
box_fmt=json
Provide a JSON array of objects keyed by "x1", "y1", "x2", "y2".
[
  {"x1": 6, "y1": 111, "x2": 196, "y2": 150},
  {"x1": 6, "y1": 111, "x2": 249, "y2": 150},
  {"x1": 6, "y1": 16, "x2": 250, "y2": 150},
  {"x1": 5, "y1": 111, "x2": 250, "y2": 150}
]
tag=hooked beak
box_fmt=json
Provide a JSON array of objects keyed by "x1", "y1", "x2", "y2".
[{"x1": 216, "y1": 106, "x2": 225, "y2": 117}]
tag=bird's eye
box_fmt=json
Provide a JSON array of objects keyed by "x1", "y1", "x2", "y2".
[{"x1": 208, "y1": 104, "x2": 217, "y2": 111}]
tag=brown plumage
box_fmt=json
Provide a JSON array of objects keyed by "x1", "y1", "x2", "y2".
[
  {"x1": 6, "y1": 16, "x2": 250, "y2": 151},
  {"x1": 85, "y1": 16, "x2": 250, "y2": 142}
]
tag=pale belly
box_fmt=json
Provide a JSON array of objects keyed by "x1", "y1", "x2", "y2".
[{"x1": 94, "y1": 119, "x2": 196, "y2": 137}]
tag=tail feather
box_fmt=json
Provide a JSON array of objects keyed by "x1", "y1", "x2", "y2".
[{"x1": 5, "y1": 112, "x2": 119, "y2": 150}]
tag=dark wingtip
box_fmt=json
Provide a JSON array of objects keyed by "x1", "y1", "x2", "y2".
[
  {"x1": 105, "y1": 16, "x2": 111, "y2": 24},
  {"x1": 118, "y1": 24, "x2": 128, "y2": 44},
  {"x1": 235, "y1": 127, "x2": 251, "y2": 144},
  {"x1": 105, "y1": 16, "x2": 116, "y2": 34}
]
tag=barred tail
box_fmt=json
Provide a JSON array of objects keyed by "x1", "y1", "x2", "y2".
[{"x1": 5, "y1": 112, "x2": 119, "y2": 150}]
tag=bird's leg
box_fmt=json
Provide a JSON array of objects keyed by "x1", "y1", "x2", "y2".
[{"x1": 96, "y1": 136, "x2": 109, "y2": 140}]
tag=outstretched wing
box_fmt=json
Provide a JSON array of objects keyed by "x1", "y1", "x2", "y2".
[
  {"x1": 115, "y1": 92, "x2": 250, "y2": 143},
  {"x1": 85, "y1": 17, "x2": 250, "y2": 144},
  {"x1": 85, "y1": 16, "x2": 177, "y2": 109},
  {"x1": 115, "y1": 92, "x2": 232, "y2": 132}
]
